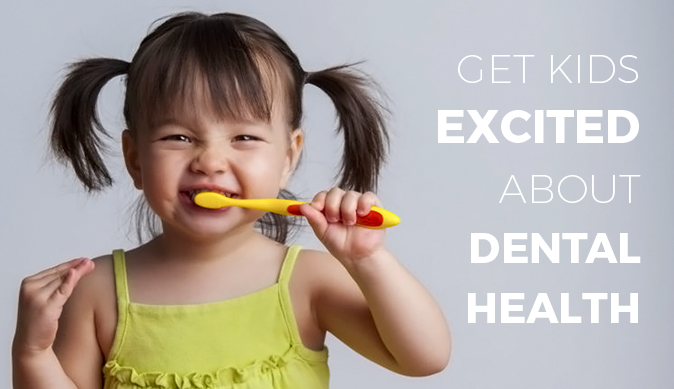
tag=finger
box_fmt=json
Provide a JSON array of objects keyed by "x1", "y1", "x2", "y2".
[
  {"x1": 46, "y1": 259, "x2": 94, "y2": 303},
  {"x1": 41, "y1": 271, "x2": 71, "y2": 300},
  {"x1": 323, "y1": 187, "x2": 345, "y2": 223},
  {"x1": 32, "y1": 259, "x2": 92, "y2": 291},
  {"x1": 56, "y1": 269, "x2": 79, "y2": 301},
  {"x1": 64, "y1": 258, "x2": 95, "y2": 288},
  {"x1": 340, "y1": 191, "x2": 361, "y2": 225},
  {"x1": 54, "y1": 262, "x2": 94, "y2": 304},
  {"x1": 71, "y1": 258, "x2": 95, "y2": 280},
  {"x1": 310, "y1": 191, "x2": 328, "y2": 211},
  {"x1": 357, "y1": 191, "x2": 380, "y2": 217},
  {"x1": 300, "y1": 203, "x2": 329, "y2": 239},
  {"x1": 25, "y1": 267, "x2": 74, "y2": 291},
  {"x1": 29, "y1": 258, "x2": 89, "y2": 284}
]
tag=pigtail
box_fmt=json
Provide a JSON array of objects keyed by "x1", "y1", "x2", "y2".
[
  {"x1": 50, "y1": 58, "x2": 129, "y2": 191},
  {"x1": 305, "y1": 65, "x2": 389, "y2": 192}
]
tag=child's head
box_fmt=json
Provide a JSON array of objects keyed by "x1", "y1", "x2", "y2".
[{"x1": 50, "y1": 11, "x2": 388, "y2": 243}]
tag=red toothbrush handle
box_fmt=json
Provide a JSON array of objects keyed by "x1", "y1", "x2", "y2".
[{"x1": 286, "y1": 204, "x2": 385, "y2": 228}]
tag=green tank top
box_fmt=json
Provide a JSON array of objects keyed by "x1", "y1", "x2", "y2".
[{"x1": 102, "y1": 245, "x2": 330, "y2": 389}]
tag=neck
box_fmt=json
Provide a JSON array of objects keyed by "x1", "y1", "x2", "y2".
[{"x1": 149, "y1": 223, "x2": 267, "y2": 264}]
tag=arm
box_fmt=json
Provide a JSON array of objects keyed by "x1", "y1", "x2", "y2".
[
  {"x1": 300, "y1": 189, "x2": 451, "y2": 376},
  {"x1": 12, "y1": 350, "x2": 78, "y2": 389},
  {"x1": 12, "y1": 258, "x2": 101, "y2": 389}
]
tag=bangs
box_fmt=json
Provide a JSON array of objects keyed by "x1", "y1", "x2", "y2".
[{"x1": 127, "y1": 14, "x2": 289, "y2": 131}]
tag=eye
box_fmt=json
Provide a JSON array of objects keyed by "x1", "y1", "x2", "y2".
[
  {"x1": 162, "y1": 134, "x2": 191, "y2": 143},
  {"x1": 233, "y1": 134, "x2": 261, "y2": 142}
]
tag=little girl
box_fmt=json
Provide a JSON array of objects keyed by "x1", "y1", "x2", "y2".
[{"x1": 12, "y1": 11, "x2": 450, "y2": 389}]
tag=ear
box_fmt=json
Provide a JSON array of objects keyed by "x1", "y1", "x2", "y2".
[
  {"x1": 122, "y1": 130, "x2": 143, "y2": 190},
  {"x1": 280, "y1": 128, "x2": 303, "y2": 189}
]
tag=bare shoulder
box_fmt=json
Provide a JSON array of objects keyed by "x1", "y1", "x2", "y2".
[
  {"x1": 294, "y1": 249, "x2": 333, "y2": 276},
  {"x1": 86, "y1": 253, "x2": 115, "y2": 288},
  {"x1": 58, "y1": 253, "x2": 114, "y2": 315},
  {"x1": 88, "y1": 254, "x2": 118, "y2": 357},
  {"x1": 69, "y1": 253, "x2": 116, "y2": 312},
  {"x1": 58, "y1": 253, "x2": 118, "y2": 358},
  {"x1": 53, "y1": 252, "x2": 117, "y2": 388},
  {"x1": 292, "y1": 249, "x2": 405, "y2": 373},
  {"x1": 292, "y1": 248, "x2": 365, "y2": 324},
  {"x1": 286, "y1": 248, "x2": 350, "y2": 351},
  {"x1": 293, "y1": 249, "x2": 356, "y2": 293}
]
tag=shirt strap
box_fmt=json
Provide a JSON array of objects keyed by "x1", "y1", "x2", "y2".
[
  {"x1": 277, "y1": 245, "x2": 303, "y2": 347},
  {"x1": 278, "y1": 244, "x2": 302, "y2": 285},
  {"x1": 112, "y1": 249, "x2": 130, "y2": 306},
  {"x1": 108, "y1": 249, "x2": 130, "y2": 361}
]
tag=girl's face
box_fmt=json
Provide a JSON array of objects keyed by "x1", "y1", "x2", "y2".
[{"x1": 122, "y1": 99, "x2": 302, "y2": 240}]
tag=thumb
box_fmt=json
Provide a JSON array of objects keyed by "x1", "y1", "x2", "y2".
[
  {"x1": 300, "y1": 203, "x2": 329, "y2": 238},
  {"x1": 56, "y1": 259, "x2": 95, "y2": 300}
]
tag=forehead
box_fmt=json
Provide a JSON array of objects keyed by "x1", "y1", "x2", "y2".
[{"x1": 147, "y1": 68, "x2": 292, "y2": 132}]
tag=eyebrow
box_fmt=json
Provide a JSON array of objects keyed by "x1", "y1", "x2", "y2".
[
  {"x1": 151, "y1": 115, "x2": 272, "y2": 131},
  {"x1": 149, "y1": 117, "x2": 187, "y2": 130}
]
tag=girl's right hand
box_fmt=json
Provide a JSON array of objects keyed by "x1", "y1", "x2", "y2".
[{"x1": 13, "y1": 258, "x2": 95, "y2": 357}]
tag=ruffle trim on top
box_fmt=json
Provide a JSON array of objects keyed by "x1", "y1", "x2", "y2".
[{"x1": 103, "y1": 354, "x2": 287, "y2": 388}]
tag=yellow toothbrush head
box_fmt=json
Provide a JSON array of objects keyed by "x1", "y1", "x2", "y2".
[{"x1": 193, "y1": 192, "x2": 231, "y2": 209}]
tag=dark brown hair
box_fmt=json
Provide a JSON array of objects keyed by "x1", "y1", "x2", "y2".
[{"x1": 50, "y1": 11, "x2": 388, "y2": 244}]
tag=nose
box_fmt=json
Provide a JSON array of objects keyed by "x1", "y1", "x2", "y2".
[{"x1": 190, "y1": 144, "x2": 229, "y2": 176}]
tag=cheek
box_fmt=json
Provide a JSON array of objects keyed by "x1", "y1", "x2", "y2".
[
  {"x1": 241, "y1": 156, "x2": 283, "y2": 179},
  {"x1": 234, "y1": 152, "x2": 288, "y2": 189},
  {"x1": 139, "y1": 150, "x2": 185, "y2": 186}
]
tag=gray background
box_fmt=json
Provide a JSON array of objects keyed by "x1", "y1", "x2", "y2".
[{"x1": 1, "y1": 1, "x2": 671, "y2": 388}]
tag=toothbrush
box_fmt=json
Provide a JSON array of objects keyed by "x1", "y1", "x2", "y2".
[{"x1": 193, "y1": 191, "x2": 400, "y2": 229}]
